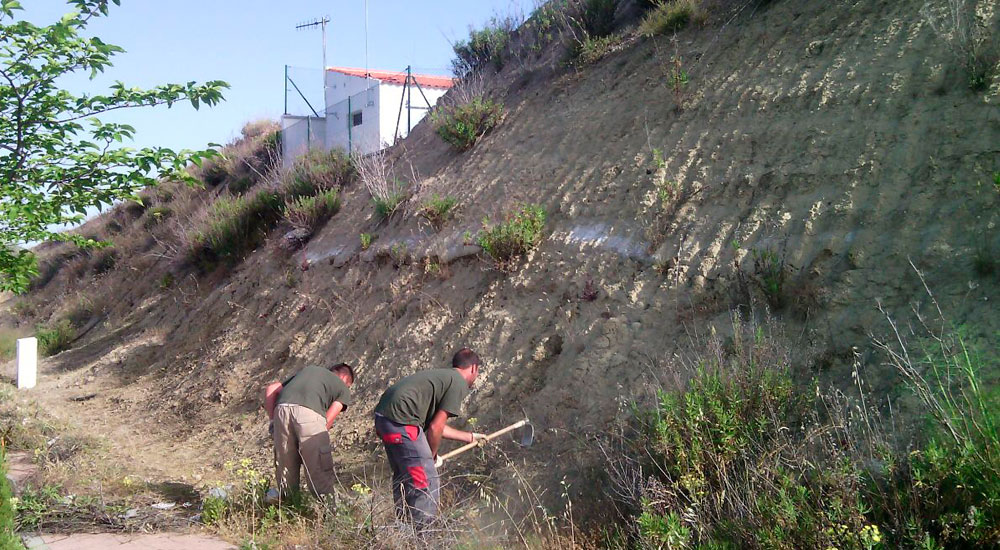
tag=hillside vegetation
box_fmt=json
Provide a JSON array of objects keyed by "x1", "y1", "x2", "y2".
[{"x1": 2, "y1": 0, "x2": 1000, "y2": 548}]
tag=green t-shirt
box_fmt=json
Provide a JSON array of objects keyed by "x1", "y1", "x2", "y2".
[
  {"x1": 277, "y1": 365, "x2": 352, "y2": 418},
  {"x1": 374, "y1": 368, "x2": 469, "y2": 427}
]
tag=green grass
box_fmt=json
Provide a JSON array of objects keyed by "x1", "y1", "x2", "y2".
[
  {"x1": 419, "y1": 195, "x2": 459, "y2": 230},
  {"x1": 432, "y1": 98, "x2": 504, "y2": 152},
  {"x1": 283, "y1": 149, "x2": 354, "y2": 200},
  {"x1": 477, "y1": 204, "x2": 546, "y2": 270},
  {"x1": 189, "y1": 189, "x2": 283, "y2": 269},
  {"x1": 142, "y1": 206, "x2": 172, "y2": 229},
  {"x1": 284, "y1": 189, "x2": 341, "y2": 232},
  {"x1": 360, "y1": 233, "x2": 375, "y2": 251},
  {"x1": 0, "y1": 446, "x2": 26, "y2": 550},
  {"x1": 621, "y1": 318, "x2": 1000, "y2": 549},
  {"x1": 373, "y1": 192, "x2": 407, "y2": 220},
  {"x1": 638, "y1": 0, "x2": 700, "y2": 37},
  {"x1": 0, "y1": 329, "x2": 17, "y2": 362},
  {"x1": 574, "y1": 33, "x2": 625, "y2": 65},
  {"x1": 451, "y1": 17, "x2": 513, "y2": 76},
  {"x1": 36, "y1": 319, "x2": 76, "y2": 357}
]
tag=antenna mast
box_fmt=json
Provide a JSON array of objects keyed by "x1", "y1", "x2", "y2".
[{"x1": 296, "y1": 16, "x2": 331, "y2": 88}]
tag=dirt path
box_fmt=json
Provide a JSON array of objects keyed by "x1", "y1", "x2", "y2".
[{"x1": 7, "y1": 450, "x2": 234, "y2": 550}]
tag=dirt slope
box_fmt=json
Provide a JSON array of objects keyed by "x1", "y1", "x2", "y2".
[{"x1": 3, "y1": 0, "x2": 999, "y2": 507}]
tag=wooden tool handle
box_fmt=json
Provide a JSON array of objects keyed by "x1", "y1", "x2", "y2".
[{"x1": 439, "y1": 419, "x2": 528, "y2": 461}]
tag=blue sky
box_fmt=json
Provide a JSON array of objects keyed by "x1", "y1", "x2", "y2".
[{"x1": 23, "y1": 0, "x2": 535, "y2": 152}]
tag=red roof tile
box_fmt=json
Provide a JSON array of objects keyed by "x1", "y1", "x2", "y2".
[{"x1": 327, "y1": 67, "x2": 454, "y2": 89}]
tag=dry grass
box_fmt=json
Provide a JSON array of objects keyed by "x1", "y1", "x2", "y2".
[{"x1": 352, "y1": 149, "x2": 410, "y2": 220}]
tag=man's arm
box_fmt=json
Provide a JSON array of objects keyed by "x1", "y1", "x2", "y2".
[
  {"x1": 426, "y1": 409, "x2": 450, "y2": 457},
  {"x1": 442, "y1": 424, "x2": 475, "y2": 444},
  {"x1": 324, "y1": 401, "x2": 345, "y2": 430},
  {"x1": 264, "y1": 382, "x2": 283, "y2": 420}
]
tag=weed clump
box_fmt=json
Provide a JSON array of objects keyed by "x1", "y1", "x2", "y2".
[
  {"x1": 189, "y1": 189, "x2": 283, "y2": 268},
  {"x1": 282, "y1": 149, "x2": 354, "y2": 200},
  {"x1": 284, "y1": 189, "x2": 340, "y2": 233},
  {"x1": 0, "y1": 329, "x2": 18, "y2": 361},
  {"x1": 360, "y1": 233, "x2": 375, "y2": 251},
  {"x1": 614, "y1": 315, "x2": 1000, "y2": 549},
  {"x1": 142, "y1": 206, "x2": 172, "y2": 229},
  {"x1": 36, "y1": 319, "x2": 76, "y2": 357},
  {"x1": 581, "y1": 0, "x2": 618, "y2": 39},
  {"x1": 432, "y1": 97, "x2": 504, "y2": 151},
  {"x1": 477, "y1": 204, "x2": 546, "y2": 270},
  {"x1": 574, "y1": 33, "x2": 626, "y2": 64},
  {"x1": 0, "y1": 446, "x2": 23, "y2": 550},
  {"x1": 639, "y1": 0, "x2": 701, "y2": 36},
  {"x1": 452, "y1": 17, "x2": 516, "y2": 77},
  {"x1": 419, "y1": 195, "x2": 459, "y2": 230}
]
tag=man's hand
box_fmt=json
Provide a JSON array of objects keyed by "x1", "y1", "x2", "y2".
[
  {"x1": 434, "y1": 455, "x2": 444, "y2": 469},
  {"x1": 472, "y1": 432, "x2": 487, "y2": 445}
]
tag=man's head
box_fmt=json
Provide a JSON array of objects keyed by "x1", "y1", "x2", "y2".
[
  {"x1": 330, "y1": 363, "x2": 355, "y2": 387},
  {"x1": 452, "y1": 348, "x2": 480, "y2": 388}
]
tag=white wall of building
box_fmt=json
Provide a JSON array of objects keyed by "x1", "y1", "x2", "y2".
[
  {"x1": 378, "y1": 82, "x2": 450, "y2": 146},
  {"x1": 326, "y1": 84, "x2": 380, "y2": 155},
  {"x1": 281, "y1": 115, "x2": 326, "y2": 164},
  {"x1": 282, "y1": 70, "x2": 453, "y2": 162}
]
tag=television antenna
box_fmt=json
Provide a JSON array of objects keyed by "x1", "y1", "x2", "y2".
[{"x1": 296, "y1": 16, "x2": 331, "y2": 85}]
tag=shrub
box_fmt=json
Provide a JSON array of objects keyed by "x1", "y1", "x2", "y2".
[
  {"x1": 351, "y1": 148, "x2": 409, "y2": 222},
  {"x1": 639, "y1": 0, "x2": 700, "y2": 36},
  {"x1": 574, "y1": 33, "x2": 625, "y2": 64},
  {"x1": 284, "y1": 189, "x2": 341, "y2": 232},
  {"x1": 613, "y1": 315, "x2": 1000, "y2": 549},
  {"x1": 189, "y1": 189, "x2": 283, "y2": 267},
  {"x1": 452, "y1": 17, "x2": 515, "y2": 77},
  {"x1": 36, "y1": 319, "x2": 76, "y2": 357},
  {"x1": 373, "y1": 192, "x2": 407, "y2": 220},
  {"x1": 201, "y1": 160, "x2": 228, "y2": 187},
  {"x1": 0, "y1": 329, "x2": 17, "y2": 361},
  {"x1": 973, "y1": 246, "x2": 996, "y2": 277},
  {"x1": 143, "y1": 206, "x2": 172, "y2": 229},
  {"x1": 91, "y1": 248, "x2": 117, "y2": 275},
  {"x1": 420, "y1": 195, "x2": 459, "y2": 230},
  {"x1": 64, "y1": 296, "x2": 95, "y2": 328},
  {"x1": 581, "y1": 0, "x2": 618, "y2": 39},
  {"x1": 159, "y1": 273, "x2": 174, "y2": 290},
  {"x1": 477, "y1": 204, "x2": 546, "y2": 269},
  {"x1": 0, "y1": 446, "x2": 25, "y2": 550},
  {"x1": 921, "y1": 0, "x2": 998, "y2": 91},
  {"x1": 227, "y1": 176, "x2": 254, "y2": 195},
  {"x1": 282, "y1": 149, "x2": 354, "y2": 200},
  {"x1": 432, "y1": 97, "x2": 504, "y2": 151},
  {"x1": 360, "y1": 233, "x2": 375, "y2": 251}
]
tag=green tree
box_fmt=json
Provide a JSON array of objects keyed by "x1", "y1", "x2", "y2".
[{"x1": 0, "y1": 0, "x2": 228, "y2": 292}]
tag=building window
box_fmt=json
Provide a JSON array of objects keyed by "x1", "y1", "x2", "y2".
[{"x1": 352, "y1": 111, "x2": 363, "y2": 127}]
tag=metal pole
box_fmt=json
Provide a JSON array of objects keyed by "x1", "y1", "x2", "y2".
[
  {"x1": 321, "y1": 18, "x2": 328, "y2": 74},
  {"x1": 364, "y1": 0, "x2": 369, "y2": 76},
  {"x1": 394, "y1": 74, "x2": 406, "y2": 143},
  {"x1": 284, "y1": 65, "x2": 288, "y2": 115},
  {"x1": 407, "y1": 66, "x2": 412, "y2": 133},
  {"x1": 348, "y1": 96, "x2": 352, "y2": 155}
]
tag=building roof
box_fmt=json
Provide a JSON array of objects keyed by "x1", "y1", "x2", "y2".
[{"x1": 327, "y1": 67, "x2": 455, "y2": 89}]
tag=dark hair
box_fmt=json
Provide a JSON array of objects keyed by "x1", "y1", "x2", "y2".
[
  {"x1": 452, "y1": 348, "x2": 480, "y2": 369},
  {"x1": 331, "y1": 363, "x2": 355, "y2": 383}
]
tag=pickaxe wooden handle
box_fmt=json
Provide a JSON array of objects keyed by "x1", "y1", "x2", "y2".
[{"x1": 439, "y1": 419, "x2": 529, "y2": 461}]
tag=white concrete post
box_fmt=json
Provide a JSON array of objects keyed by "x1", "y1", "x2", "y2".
[{"x1": 16, "y1": 337, "x2": 37, "y2": 389}]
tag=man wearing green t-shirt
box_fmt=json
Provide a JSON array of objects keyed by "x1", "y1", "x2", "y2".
[
  {"x1": 374, "y1": 348, "x2": 486, "y2": 526},
  {"x1": 264, "y1": 363, "x2": 355, "y2": 498}
]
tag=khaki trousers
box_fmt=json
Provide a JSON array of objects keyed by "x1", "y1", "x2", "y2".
[{"x1": 272, "y1": 403, "x2": 335, "y2": 497}]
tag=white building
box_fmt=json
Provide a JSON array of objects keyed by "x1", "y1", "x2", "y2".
[{"x1": 282, "y1": 67, "x2": 454, "y2": 161}]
